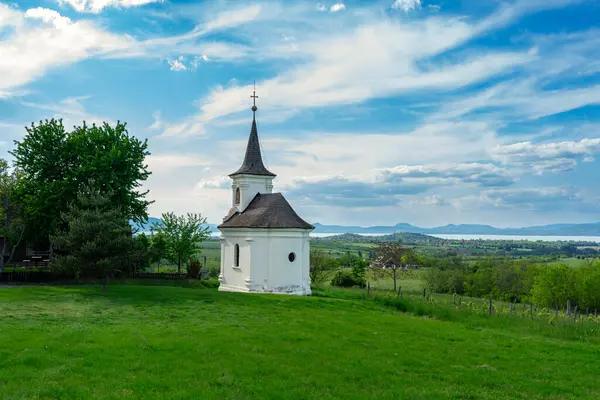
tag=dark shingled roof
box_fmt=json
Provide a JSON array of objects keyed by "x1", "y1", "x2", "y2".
[
  {"x1": 229, "y1": 114, "x2": 276, "y2": 177},
  {"x1": 218, "y1": 193, "x2": 314, "y2": 230}
]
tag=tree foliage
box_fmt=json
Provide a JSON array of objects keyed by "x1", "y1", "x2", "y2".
[
  {"x1": 0, "y1": 159, "x2": 25, "y2": 269},
  {"x1": 50, "y1": 185, "x2": 136, "y2": 291},
  {"x1": 151, "y1": 212, "x2": 210, "y2": 274},
  {"x1": 149, "y1": 231, "x2": 168, "y2": 271},
  {"x1": 10, "y1": 119, "x2": 151, "y2": 244},
  {"x1": 371, "y1": 243, "x2": 418, "y2": 290},
  {"x1": 309, "y1": 248, "x2": 333, "y2": 284}
]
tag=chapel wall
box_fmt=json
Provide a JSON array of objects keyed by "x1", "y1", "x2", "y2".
[
  {"x1": 220, "y1": 234, "x2": 251, "y2": 290},
  {"x1": 232, "y1": 175, "x2": 274, "y2": 212},
  {"x1": 266, "y1": 234, "x2": 307, "y2": 289}
]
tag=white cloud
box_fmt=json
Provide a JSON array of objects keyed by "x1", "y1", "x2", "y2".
[
  {"x1": 0, "y1": 6, "x2": 139, "y2": 95},
  {"x1": 461, "y1": 187, "x2": 588, "y2": 212},
  {"x1": 25, "y1": 7, "x2": 72, "y2": 28},
  {"x1": 146, "y1": 154, "x2": 209, "y2": 171},
  {"x1": 148, "y1": 112, "x2": 205, "y2": 138},
  {"x1": 431, "y1": 29, "x2": 600, "y2": 123},
  {"x1": 410, "y1": 194, "x2": 447, "y2": 206},
  {"x1": 197, "y1": 176, "x2": 230, "y2": 189},
  {"x1": 198, "y1": 4, "x2": 263, "y2": 35},
  {"x1": 190, "y1": 16, "x2": 533, "y2": 128},
  {"x1": 167, "y1": 57, "x2": 187, "y2": 71},
  {"x1": 330, "y1": 2, "x2": 345, "y2": 12},
  {"x1": 20, "y1": 96, "x2": 114, "y2": 127},
  {"x1": 491, "y1": 138, "x2": 600, "y2": 173},
  {"x1": 58, "y1": 0, "x2": 160, "y2": 13},
  {"x1": 392, "y1": 0, "x2": 421, "y2": 12},
  {"x1": 380, "y1": 163, "x2": 515, "y2": 187}
]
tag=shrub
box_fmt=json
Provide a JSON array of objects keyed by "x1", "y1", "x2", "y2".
[
  {"x1": 330, "y1": 269, "x2": 366, "y2": 288},
  {"x1": 187, "y1": 257, "x2": 202, "y2": 278},
  {"x1": 190, "y1": 279, "x2": 220, "y2": 289},
  {"x1": 207, "y1": 265, "x2": 220, "y2": 279}
]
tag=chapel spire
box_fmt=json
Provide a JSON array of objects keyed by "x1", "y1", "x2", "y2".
[{"x1": 229, "y1": 84, "x2": 276, "y2": 177}]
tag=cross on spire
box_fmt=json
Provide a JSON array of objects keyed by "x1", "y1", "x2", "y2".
[{"x1": 250, "y1": 81, "x2": 258, "y2": 112}]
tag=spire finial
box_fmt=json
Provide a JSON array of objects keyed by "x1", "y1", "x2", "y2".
[{"x1": 250, "y1": 81, "x2": 258, "y2": 112}]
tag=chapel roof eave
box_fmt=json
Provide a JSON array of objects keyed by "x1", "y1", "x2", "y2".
[{"x1": 217, "y1": 193, "x2": 314, "y2": 230}]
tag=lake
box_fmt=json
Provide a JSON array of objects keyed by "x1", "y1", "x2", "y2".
[{"x1": 209, "y1": 231, "x2": 600, "y2": 242}]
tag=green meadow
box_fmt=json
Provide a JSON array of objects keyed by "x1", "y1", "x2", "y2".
[{"x1": 1, "y1": 284, "x2": 600, "y2": 400}]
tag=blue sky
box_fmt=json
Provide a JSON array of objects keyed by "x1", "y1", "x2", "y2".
[{"x1": 1, "y1": 0, "x2": 599, "y2": 228}]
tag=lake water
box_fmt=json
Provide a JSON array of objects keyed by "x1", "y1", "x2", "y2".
[
  {"x1": 310, "y1": 233, "x2": 600, "y2": 242},
  {"x1": 429, "y1": 234, "x2": 600, "y2": 243},
  {"x1": 209, "y1": 231, "x2": 600, "y2": 242}
]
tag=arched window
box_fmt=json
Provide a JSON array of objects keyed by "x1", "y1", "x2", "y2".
[
  {"x1": 234, "y1": 244, "x2": 240, "y2": 267},
  {"x1": 235, "y1": 187, "x2": 240, "y2": 205}
]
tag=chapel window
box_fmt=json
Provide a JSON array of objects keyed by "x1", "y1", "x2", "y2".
[
  {"x1": 234, "y1": 244, "x2": 240, "y2": 267},
  {"x1": 235, "y1": 187, "x2": 240, "y2": 205},
  {"x1": 288, "y1": 252, "x2": 296, "y2": 262}
]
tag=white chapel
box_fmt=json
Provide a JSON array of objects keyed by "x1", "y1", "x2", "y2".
[{"x1": 217, "y1": 91, "x2": 314, "y2": 295}]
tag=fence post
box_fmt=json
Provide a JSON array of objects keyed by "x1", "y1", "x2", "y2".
[
  {"x1": 573, "y1": 305, "x2": 578, "y2": 320},
  {"x1": 398, "y1": 286, "x2": 402, "y2": 298},
  {"x1": 567, "y1": 300, "x2": 571, "y2": 318},
  {"x1": 489, "y1": 295, "x2": 493, "y2": 316},
  {"x1": 530, "y1": 301, "x2": 533, "y2": 320}
]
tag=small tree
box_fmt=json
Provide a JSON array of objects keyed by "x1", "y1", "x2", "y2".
[
  {"x1": 371, "y1": 243, "x2": 418, "y2": 291},
  {"x1": 0, "y1": 159, "x2": 25, "y2": 270},
  {"x1": 310, "y1": 248, "x2": 333, "y2": 284},
  {"x1": 149, "y1": 231, "x2": 168, "y2": 272},
  {"x1": 152, "y1": 212, "x2": 210, "y2": 274},
  {"x1": 50, "y1": 185, "x2": 134, "y2": 291}
]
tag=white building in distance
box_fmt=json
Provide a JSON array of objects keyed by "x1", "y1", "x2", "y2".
[{"x1": 217, "y1": 92, "x2": 314, "y2": 295}]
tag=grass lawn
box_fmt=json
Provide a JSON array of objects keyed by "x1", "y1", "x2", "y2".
[{"x1": 1, "y1": 285, "x2": 600, "y2": 399}]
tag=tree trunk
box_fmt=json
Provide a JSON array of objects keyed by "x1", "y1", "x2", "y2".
[
  {"x1": 7, "y1": 226, "x2": 25, "y2": 267},
  {"x1": 393, "y1": 268, "x2": 397, "y2": 291},
  {"x1": 178, "y1": 258, "x2": 181, "y2": 275},
  {"x1": 0, "y1": 238, "x2": 7, "y2": 270},
  {"x1": 102, "y1": 274, "x2": 109, "y2": 292}
]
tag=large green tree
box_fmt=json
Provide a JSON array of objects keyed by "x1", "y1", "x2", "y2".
[
  {"x1": 152, "y1": 212, "x2": 210, "y2": 274},
  {"x1": 50, "y1": 185, "x2": 135, "y2": 291},
  {"x1": 11, "y1": 119, "x2": 151, "y2": 244},
  {"x1": 0, "y1": 159, "x2": 25, "y2": 269}
]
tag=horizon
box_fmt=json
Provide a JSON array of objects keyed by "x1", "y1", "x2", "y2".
[
  {"x1": 2, "y1": 0, "x2": 600, "y2": 227},
  {"x1": 141, "y1": 216, "x2": 600, "y2": 231}
]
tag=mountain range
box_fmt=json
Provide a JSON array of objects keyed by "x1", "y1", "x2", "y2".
[{"x1": 133, "y1": 218, "x2": 600, "y2": 236}]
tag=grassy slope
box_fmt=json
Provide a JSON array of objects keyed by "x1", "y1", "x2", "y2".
[{"x1": 1, "y1": 285, "x2": 600, "y2": 400}]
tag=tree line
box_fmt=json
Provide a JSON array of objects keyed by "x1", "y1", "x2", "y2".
[{"x1": 423, "y1": 256, "x2": 600, "y2": 310}]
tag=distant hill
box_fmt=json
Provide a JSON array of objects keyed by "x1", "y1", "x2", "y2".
[
  {"x1": 132, "y1": 219, "x2": 600, "y2": 236},
  {"x1": 311, "y1": 222, "x2": 600, "y2": 236}
]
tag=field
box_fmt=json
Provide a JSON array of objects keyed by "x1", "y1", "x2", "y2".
[{"x1": 2, "y1": 284, "x2": 600, "y2": 399}]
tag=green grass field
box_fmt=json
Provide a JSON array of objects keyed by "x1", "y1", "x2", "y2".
[{"x1": 2, "y1": 284, "x2": 600, "y2": 399}]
